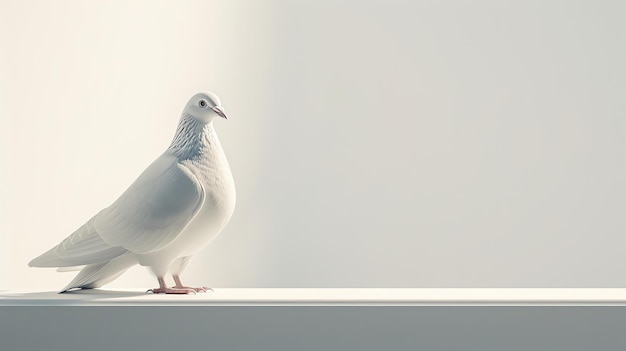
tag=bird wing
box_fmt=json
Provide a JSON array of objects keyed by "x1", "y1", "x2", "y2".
[
  {"x1": 29, "y1": 216, "x2": 129, "y2": 267},
  {"x1": 93, "y1": 152, "x2": 205, "y2": 254}
]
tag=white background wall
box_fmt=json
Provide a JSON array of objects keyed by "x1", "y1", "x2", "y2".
[{"x1": 1, "y1": 0, "x2": 625, "y2": 291}]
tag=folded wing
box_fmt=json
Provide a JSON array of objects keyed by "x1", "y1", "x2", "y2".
[{"x1": 94, "y1": 153, "x2": 205, "y2": 254}]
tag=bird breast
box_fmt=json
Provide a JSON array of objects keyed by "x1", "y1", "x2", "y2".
[
  {"x1": 186, "y1": 155, "x2": 236, "y2": 227},
  {"x1": 176, "y1": 143, "x2": 236, "y2": 253}
]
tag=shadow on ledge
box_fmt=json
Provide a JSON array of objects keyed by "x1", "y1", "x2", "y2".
[{"x1": 0, "y1": 289, "x2": 153, "y2": 305}]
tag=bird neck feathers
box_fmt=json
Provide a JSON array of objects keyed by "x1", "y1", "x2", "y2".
[{"x1": 168, "y1": 114, "x2": 219, "y2": 160}]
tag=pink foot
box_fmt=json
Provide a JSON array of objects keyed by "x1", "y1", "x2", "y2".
[
  {"x1": 172, "y1": 285, "x2": 213, "y2": 293},
  {"x1": 146, "y1": 287, "x2": 197, "y2": 294}
]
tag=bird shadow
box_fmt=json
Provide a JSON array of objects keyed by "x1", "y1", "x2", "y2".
[
  {"x1": 0, "y1": 289, "x2": 150, "y2": 304},
  {"x1": 64, "y1": 289, "x2": 150, "y2": 298}
]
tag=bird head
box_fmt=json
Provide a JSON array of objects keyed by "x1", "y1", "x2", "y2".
[{"x1": 183, "y1": 91, "x2": 228, "y2": 123}]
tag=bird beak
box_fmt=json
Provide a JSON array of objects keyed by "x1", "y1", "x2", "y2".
[{"x1": 212, "y1": 106, "x2": 228, "y2": 119}]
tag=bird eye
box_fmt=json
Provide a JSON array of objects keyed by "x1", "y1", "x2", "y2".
[{"x1": 199, "y1": 100, "x2": 207, "y2": 108}]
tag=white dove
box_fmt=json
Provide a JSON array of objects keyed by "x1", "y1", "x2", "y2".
[{"x1": 29, "y1": 92, "x2": 236, "y2": 294}]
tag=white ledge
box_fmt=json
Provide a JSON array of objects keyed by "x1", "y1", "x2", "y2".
[
  {"x1": 4, "y1": 290, "x2": 626, "y2": 350},
  {"x1": 4, "y1": 288, "x2": 626, "y2": 306}
]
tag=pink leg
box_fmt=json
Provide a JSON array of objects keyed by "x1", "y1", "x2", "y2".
[
  {"x1": 172, "y1": 275, "x2": 213, "y2": 293},
  {"x1": 147, "y1": 276, "x2": 197, "y2": 294}
]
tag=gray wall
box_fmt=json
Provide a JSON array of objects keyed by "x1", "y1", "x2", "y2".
[{"x1": 1, "y1": 0, "x2": 625, "y2": 289}]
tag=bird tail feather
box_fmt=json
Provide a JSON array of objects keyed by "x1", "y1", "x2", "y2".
[
  {"x1": 56, "y1": 266, "x2": 84, "y2": 272},
  {"x1": 60, "y1": 254, "x2": 136, "y2": 293}
]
